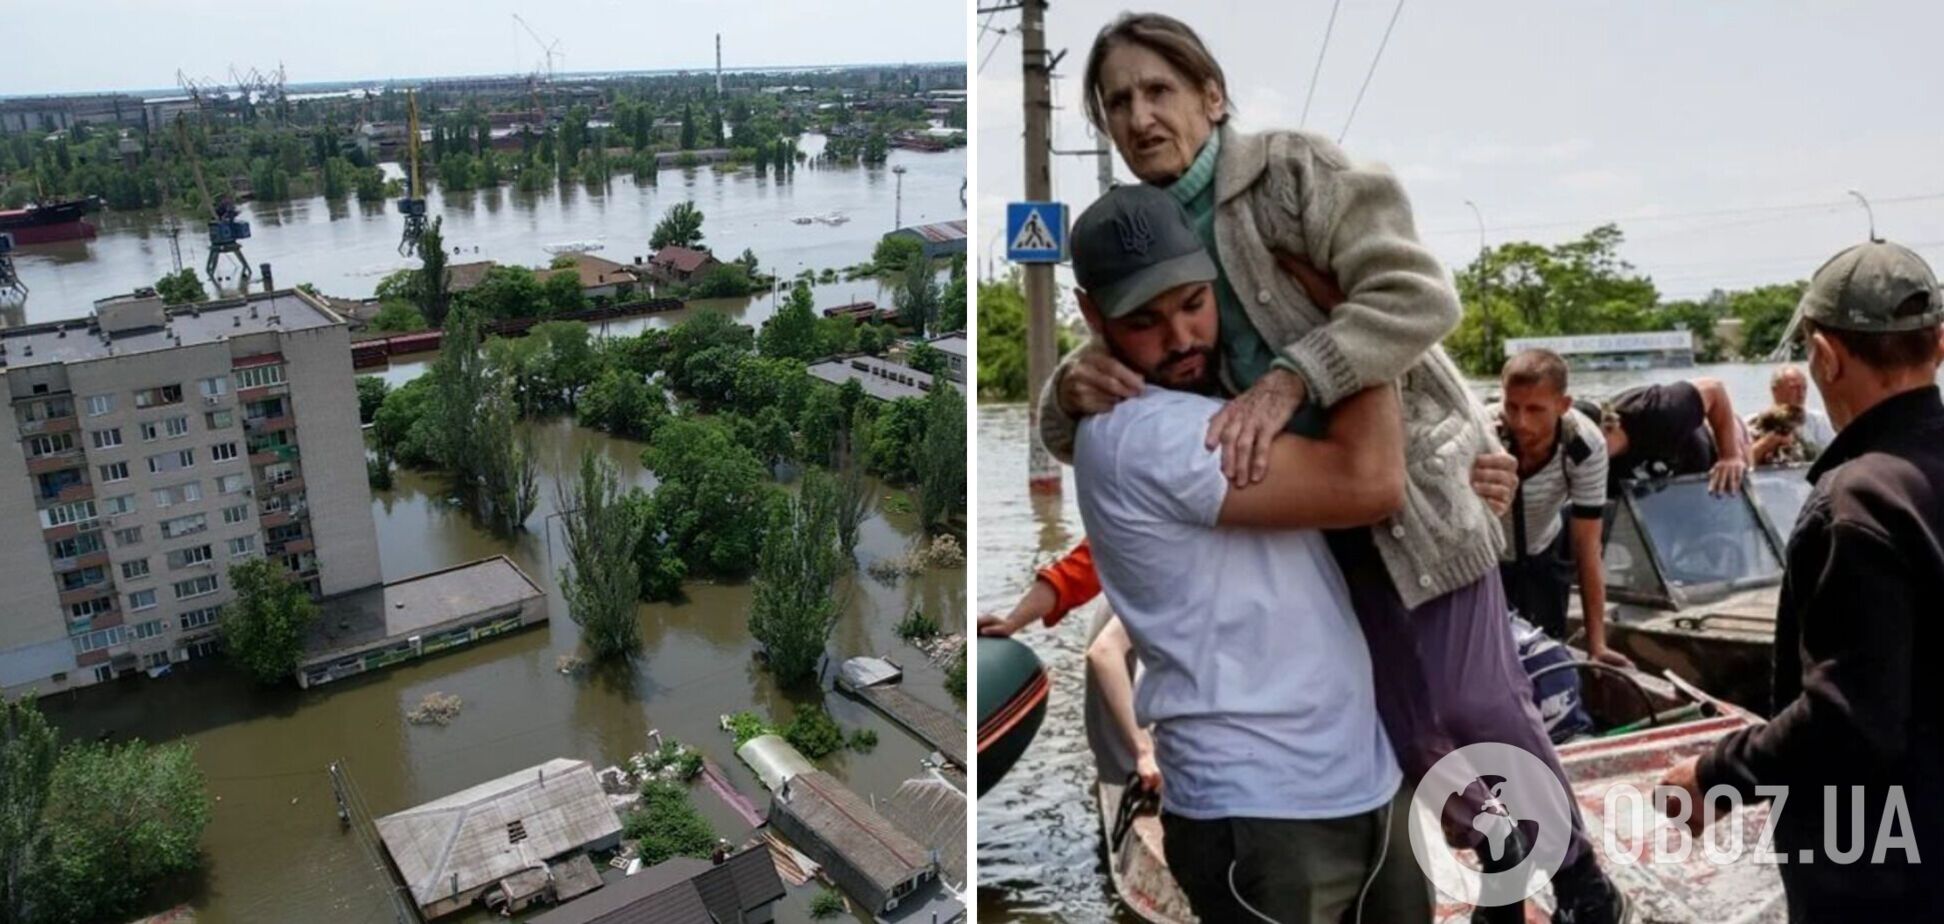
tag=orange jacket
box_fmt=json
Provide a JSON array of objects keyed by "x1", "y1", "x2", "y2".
[{"x1": 1036, "y1": 539, "x2": 1101, "y2": 627}]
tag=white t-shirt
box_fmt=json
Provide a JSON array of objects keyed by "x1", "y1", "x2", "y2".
[
  {"x1": 1803, "y1": 408, "x2": 1838, "y2": 453},
  {"x1": 1073, "y1": 387, "x2": 1400, "y2": 821}
]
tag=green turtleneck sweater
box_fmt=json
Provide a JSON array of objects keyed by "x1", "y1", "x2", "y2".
[{"x1": 1165, "y1": 132, "x2": 1326, "y2": 435}]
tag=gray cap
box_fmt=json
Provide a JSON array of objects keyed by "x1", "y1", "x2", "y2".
[
  {"x1": 1071, "y1": 184, "x2": 1218, "y2": 319},
  {"x1": 1798, "y1": 240, "x2": 1944, "y2": 333}
]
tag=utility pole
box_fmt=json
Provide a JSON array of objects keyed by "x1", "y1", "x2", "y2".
[
  {"x1": 893, "y1": 164, "x2": 907, "y2": 230},
  {"x1": 1021, "y1": 0, "x2": 1060, "y2": 495},
  {"x1": 1464, "y1": 199, "x2": 1493, "y2": 365},
  {"x1": 715, "y1": 34, "x2": 723, "y2": 97}
]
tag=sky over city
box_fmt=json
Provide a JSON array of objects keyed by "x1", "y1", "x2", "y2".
[
  {"x1": 6, "y1": 0, "x2": 965, "y2": 94},
  {"x1": 977, "y1": 0, "x2": 1944, "y2": 300}
]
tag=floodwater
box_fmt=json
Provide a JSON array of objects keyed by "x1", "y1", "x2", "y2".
[
  {"x1": 972, "y1": 362, "x2": 1929, "y2": 922},
  {"x1": 6, "y1": 134, "x2": 965, "y2": 323},
  {"x1": 31, "y1": 139, "x2": 968, "y2": 924}
]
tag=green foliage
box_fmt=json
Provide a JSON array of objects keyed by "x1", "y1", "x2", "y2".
[
  {"x1": 1728, "y1": 282, "x2": 1810, "y2": 360},
  {"x1": 221, "y1": 557, "x2": 319, "y2": 685},
  {"x1": 917, "y1": 383, "x2": 966, "y2": 533},
  {"x1": 558, "y1": 450, "x2": 647, "y2": 660},
  {"x1": 25, "y1": 739, "x2": 210, "y2": 924},
  {"x1": 939, "y1": 255, "x2": 968, "y2": 333},
  {"x1": 650, "y1": 201, "x2": 706, "y2": 251},
  {"x1": 894, "y1": 258, "x2": 941, "y2": 337},
  {"x1": 726, "y1": 711, "x2": 777, "y2": 747},
  {"x1": 643, "y1": 418, "x2": 776, "y2": 579},
  {"x1": 371, "y1": 376, "x2": 441, "y2": 468},
  {"x1": 848, "y1": 728, "x2": 878, "y2": 753},
  {"x1": 810, "y1": 888, "x2": 846, "y2": 919},
  {"x1": 758, "y1": 282, "x2": 821, "y2": 360},
  {"x1": 367, "y1": 454, "x2": 393, "y2": 491},
  {"x1": 977, "y1": 273, "x2": 1075, "y2": 400},
  {"x1": 541, "y1": 267, "x2": 587, "y2": 316},
  {"x1": 369, "y1": 299, "x2": 427, "y2": 332},
  {"x1": 463, "y1": 265, "x2": 545, "y2": 320},
  {"x1": 626, "y1": 490, "x2": 689, "y2": 603},
  {"x1": 687, "y1": 263, "x2": 754, "y2": 299},
  {"x1": 642, "y1": 741, "x2": 704, "y2": 781},
  {"x1": 866, "y1": 397, "x2": 929, "y2": 485},
  {"x1": 782, "y1": 706, "x2": 844, "y2": 759},
  {"x1": 153, "y1": 269, "x2": 207, "y2": 306},
  {"x1": 906, "y1": 341, "x2": 945, "y2": 376},
  {"x1": 418, "y1": 217, "x2": 451, "y2": 327},
  {"x1": 797, "y1": 386, "x2": 846, "y2": 466},
  {"x1": 816, "y1": 315, "x2": 859, "y2": 358},
  {"x1": 578, "y1": 368, "x2": 668, "y2": 440},
  {"x1": 873, "y1": 235, "x2": 924, "y2": 275},
  {"x1": 663, "y1": 310, "x2": 755, "y2": 395},
  {"x1": 896, "y1": 608, "x2": 941, "y2": 642},
  {"x1": 354, "y1": 376, "x2": 390, "y2": 424},
  {"x1": 856, "y1": 323, "x2": 892, "y2": 357},
  {"x1": 749, "y1": 472, "x2": 843, "y2": 686},
  {"x1": 947, "y1": 642, "x2": 967, "y2": 699},
  {"x1": 623, "y1": 780, "x2": 717, "y2": 866},
  {"x1": 2, "y1": 696, "x2": 58, "y2": 923}
]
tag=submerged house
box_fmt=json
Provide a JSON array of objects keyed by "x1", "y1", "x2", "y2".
[
  {"x1": 527, "y1": 848, "x2": 787, "y2": 924},
  {"x1": 767, "y1": 771, "x2": 937, "y2": 917}
]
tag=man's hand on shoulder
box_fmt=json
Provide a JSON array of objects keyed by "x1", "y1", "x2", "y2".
[{"x1": 1059, "y1": 344, "x2": 1145, "y2": 418}]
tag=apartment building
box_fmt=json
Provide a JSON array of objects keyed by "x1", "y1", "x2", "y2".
[{"x1": 0, "y1": 289, "x2": 382, "y2": 695}]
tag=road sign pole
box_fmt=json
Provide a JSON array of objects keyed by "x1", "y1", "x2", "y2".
[{"x1": 1021, "y1": 0, "x2": 1061, "y2": 495}]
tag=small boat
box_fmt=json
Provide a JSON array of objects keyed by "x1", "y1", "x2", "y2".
[
  {"x1": 976, "y1": 636, "x2": 1048, "y2": 797},
  {"x1": 1080, "y1": 600, "x2": 1786, "y2": 923},
  {"x1": 541, "y1": 238, "x2": 605, "y2": 255},
  {"x1": 792, "y1": 216, "x2": 815, "y2": 225}
]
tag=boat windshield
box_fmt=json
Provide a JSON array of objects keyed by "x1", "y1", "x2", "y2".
[
  {"x1": 1749, "y1": 467, "x2": 1814, "y2": 545},
  {"x1": 1623, "y1": 476, "x2": 1784, "y2": 596}
]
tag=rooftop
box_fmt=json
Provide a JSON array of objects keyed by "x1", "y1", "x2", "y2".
[
  {"x1": 526, "y1": 848, "x2": 785, "y2": 924},
  {"x1": 648, "y1": 246, "x2": 717, "y2": 274},
  {"x1": 304, "y1": 556, "x2": 543, "y2": 664},
  {"x1": 0, "y1": 290, "x2": 340, "y2": 371},
  {"x1": 536, "y1": 253, "x2": 640, "y2": 289},
  {"x1": 889, "y1": 220, "x2": 967, "y2": 244},
  {"x1": 926, "y1": 333, "x2": 966, "y2": 359},
  {"x1": 376, "y1": 758, "x2": 622, "y2": 913},
  {"x1": 807, "y1": 355, "x2": 959, "y2": 402},
  {"x1": 774, "y1": 771, "x2": 930, "y2": 895},
  {"x1": 881, "y1": 777, "x2": 965, "y2": 888}
]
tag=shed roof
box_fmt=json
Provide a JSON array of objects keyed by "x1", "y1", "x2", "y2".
[
  {"x1": 881, "y1": 778, "x2": 966, "y2": 888},
  {"x1": 526, "y1": 849, "x2": 785, "y2": 924},
  {"x1": 774, "y1": 771, "x2": 930, "y2": 894},
  {"x1": 890, "y1": 220, "x2": 967, "y2": 244},
  {"x1": 376, "y1": 758, "x2": 622, "y2": 911},
  {"x1": 649, "y1": 246, "x2": 716, "y2": 274}
]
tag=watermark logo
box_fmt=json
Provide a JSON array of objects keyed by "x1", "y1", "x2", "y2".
[{"x1": 1407, "y1": 742, "x2": 1574, "y2": 907}]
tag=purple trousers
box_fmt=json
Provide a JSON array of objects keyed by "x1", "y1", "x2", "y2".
[{"x1": 1327, "y1": 529, "x2": 1593, "y2": 868}]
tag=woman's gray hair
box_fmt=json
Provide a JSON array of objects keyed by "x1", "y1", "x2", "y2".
[{"x1": 1081, "y1": 12, "x2": 1232, "y2": 133}]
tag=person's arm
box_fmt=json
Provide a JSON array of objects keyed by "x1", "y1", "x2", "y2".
[
  {"x1": 1693, "y1": 377, "x2": 1748, "y2": 493},
  {"x1": 1694, "y1": 522, "x2": 1913, "y2": 799},
  {"x1": 978, "y1": 540, "x2": 1103, "y2": 636},
  {"x1": 1749, "y1": 430, "x2": 1794, "y2": 467},
  {"x1": 1086, "y1": 617, "x2": 1159, "y2": 793},
  {"x1": 1269, "y1": 133, "x2": 1462, "y2": 410},
  {"x1": 1215, "y1": 383, "x2": 1405, "y2": 529},
  {"x1": 1570, "y1": 516, "x2": 1627, "y2": 666}
]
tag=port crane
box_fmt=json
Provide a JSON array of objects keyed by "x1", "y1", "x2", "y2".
[
  {"x1": 397, "y1": 90, "x2": 429, "y2": 256},
  {"x1": 172, "y1": 115, "x2": 253, "y2": 290}
]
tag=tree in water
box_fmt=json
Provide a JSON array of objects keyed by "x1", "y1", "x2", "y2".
[
  {"x1": 26, "y1": 737, "x2": 211, "y2": 922},
  {"x1": 1, "y1": 696, "x2": 58, "y2": 923},
  {"x1": 477, "y1": 385, "x2": 539, "y2": 532},
  {"x1": 680, "y1": 103, "x2": 696, "y2": 150},
  {"x1": 757, "y1": 282, "x2": 820, "y2": 361},
  {"x1": 221, "y1": 557, "x2": 319, "y2": 684},
  {"x1": 917, "y1": 383, "x2": 966, "y2": 534},
  {"x1": 650, "y1": 202, "x2": 706, "y2": 251},
  {"x1": 418, "y1": 216, "x2": 450, "y2": 328},
  {"x1": 558, "y1": 449, "x2": 647, "y2": 659},
  {"x1": 833, "y1": 412, "x2": 874, "y2": 559},
  {"x1": 894, "y1": 256, "x2": 940, "y2": 338},
  {"x1": 748, "y1": 473, "x2": 844, "y2": 686}
]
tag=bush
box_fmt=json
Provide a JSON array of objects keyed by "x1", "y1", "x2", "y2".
[
  {"x1": 872, "y1": 234, "x2": 924, "y2": 275},
  {"x1": 622, "y1": 780, "x2": 717, "y2": 866},
  {"x1": 783, "y1": 706, "x2": 844, "y2": 760},
  {"x1": 848, "y1": 728, "x2": 878, "y2": 753},
  {"x1": 947, "y1": 643, "x2": 966, "y2": 699},
  {"x1": 687, "y1": 263, "x2": 754, "y2": 299},
  {"x1": 727, "y1": 710, "x2": 776, "y2": 747},
  {"x1": 354, "y1": 376, "x2": 390, "y2": 424},
  {"x1": 810, "y1": 888, "x2": 846, "y2": 919},
  {"x1": 896, "y1": 608, "x2": 941, "y2": 642}
]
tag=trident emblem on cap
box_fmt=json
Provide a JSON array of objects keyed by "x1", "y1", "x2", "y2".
[{"x1": 1115, "y1": 211, "x2": 1153, "y2": 258}]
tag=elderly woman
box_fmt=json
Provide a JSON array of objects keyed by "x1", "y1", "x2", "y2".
[{"x1": 1035, "y1": 13, "x2": 1629, "y2": 924}]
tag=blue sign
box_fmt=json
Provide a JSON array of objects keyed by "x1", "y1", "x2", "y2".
[{"x1": 1006, "y1": 201, "x2": 1067, "y2": 263}]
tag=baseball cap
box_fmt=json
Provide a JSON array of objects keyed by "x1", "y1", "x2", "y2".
[
  {"x1": 1796, "y1": 240, "x2": 1944, "y2": 334},
  {"x1": 1070, "y1": 184, "x2": 1218, "y2": 319}
]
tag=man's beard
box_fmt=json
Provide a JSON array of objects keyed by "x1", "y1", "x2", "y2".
[{"x1": 1148, "y1": 345, "x2": 1220, "y2": 394}]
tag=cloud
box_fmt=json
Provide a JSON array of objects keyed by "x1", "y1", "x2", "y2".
[{"x1": 1452, "y1": 138, "x2": 1593, "y2": 168}]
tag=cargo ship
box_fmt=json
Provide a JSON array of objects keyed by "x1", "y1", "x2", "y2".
[{"x1": 0, "y1": 197, "x2": 99, "y2": 245}]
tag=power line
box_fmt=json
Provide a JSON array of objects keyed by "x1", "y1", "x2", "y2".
[
  {"x1": 1423, "y1": 191, "x2": 1944, "y2": 239},
  {"x1": 1299, "y1": 0, "x2": 1343, "y2": 129},
  {"x1": 979, "y1": 30, "x2": 1013, "y2": 75},
  {"x1": 1338, "y1": 0, "x2": 1407, "y2": 143}
]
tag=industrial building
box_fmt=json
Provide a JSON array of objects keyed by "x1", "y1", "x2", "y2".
[
  {"x1": 0, "y1": 288, "x2": 382, "y2": 694},
  {"x1": 881, "y1": 220, "x2": 967, "y2": 261}
]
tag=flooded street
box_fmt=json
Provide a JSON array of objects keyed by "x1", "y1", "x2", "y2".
[
  {"x1": 27, "y1": 141, "x2": 966, "y2": 924},
  {"x1": 973, "y1": 363, "x2": 1919, "y2": 922},
  {"x1": 7, "y1": 135, "x2": 964, "y2": 323}
]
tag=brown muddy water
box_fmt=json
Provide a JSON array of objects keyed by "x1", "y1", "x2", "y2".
[
  {"x1": 974, "y1": 363, "x2": 1924, "y2": 922},
  {"x1": 41, "y1": 417, "x2": 964, "y2": 924}
]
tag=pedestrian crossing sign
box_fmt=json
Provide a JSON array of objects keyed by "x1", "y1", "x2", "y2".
[{"x1": 1006, "y1": 201, "x2": 1068, "y2": 263}]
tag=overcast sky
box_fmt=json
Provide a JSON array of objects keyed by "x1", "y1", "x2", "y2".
[
  {"x1": 6, "y1": 0, "x2": 964, "y2": 94},
  {"x1": 976, "y1": 1, "x2": 1944, "y2": 300}
]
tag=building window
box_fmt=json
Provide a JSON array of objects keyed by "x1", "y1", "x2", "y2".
[
  {"x1": 217, "y1": 473, "x2": 246, "y2": 494},
  {"x1": 168, "y1": 545, "x2": 213, "y2": 569},
  {"x1": 98, "y1": 461, "x2": 130, "y2": 483},
  {"x1": 90, "y1": 428, "x2": 122, "y2": 449},
  {"x1": 92, "y1": 665, "x2": 113, "y2": 683},
  {"x1": 133, "y1": 619, "x2": 164, "y2": 640},
  {"x1": 121, "y1": 558, "x2": 150, "y2": 580},
  {"x1": 233, "y1": 365, "x2": 285, "y2": 390},
  {"x1": 151, "y1": 481, "x2": 202, "y2": 508},
  {"x1": 227, "y1": 535, "x2": 257, "y2": 557},
  {"x1": 211, "y1": 442, "x2": 239, "y2": 462},
  {"x1": 128, "y1": 589, "x2": 157, "y2": 611},
  {"x1": 49, "y1": 531, "x2": 105, "y2": 561},
  {"x1": 159, "y1": 514, "x2": 207, "y2": 540},
  {"x1": 146, "y1": 449, "x2": 194, "y2": 474},
  {"x1": 206, "y1": 409, "x2": 234, "y2": 429},
  {"x1": 103, "y1": 494, "x2": 135, "y2": 517},
  {"x1": 183, "y1": 639, "x2": 220, "y2": 660},
  {"x1": 144, "y1": 652, "x2": 171, "y2": 670},
  {"x1": 85, "y1": 394, "x2": 115, "y2": 416},
  {"x1": 134, "y1": 384, "x2": 183, "y2": 409},
  {"x1": 164, "y1": 416, "x2": 191, "y2": 438},
  {"x1": 178, "y1": 606, "x2": 221, "y2": 631},
  {"x1": 68, "y1": 597, "x2": 113, "y2": 620},
  {"x1": 172, "y1": 575, "x2": 219, "y2": 600},
  {"x1": 57, "y1": 566, "x2": 106, "y2": 592},
  {"x1": 221, "y1": 504, "x2": 250, "y2": 524},
  {"x1": 38, "y1": 500, "x2": 98, "y2": 529},
  {"x1": 27, "y1": 433, "x2": 75, "y2": 457},
  {"x1": 263, "y1": 463, "x2": 295, "y2": 485},
  {"x1": 72, "y1": 625, "x2": 125, "y2": 654},
  {"x1": 198, "y1": 376, "x2": 227, "y2": 398}
]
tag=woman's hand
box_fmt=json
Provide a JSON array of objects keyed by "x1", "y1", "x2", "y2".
[
  {"x1": 1134, "y1": 732, "x2": 1163, "y2": 796},
  {"x1": 1204, "y1": 368, "x2": 1307, "y2": 486},
  {"x1": 1056, "y1": 344, "x2": 1145, "y2": 418}
]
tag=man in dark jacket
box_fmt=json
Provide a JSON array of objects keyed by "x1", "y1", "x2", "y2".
[{"x1": 1659, "y1": 240, "x2": 1944, "y2": 922}]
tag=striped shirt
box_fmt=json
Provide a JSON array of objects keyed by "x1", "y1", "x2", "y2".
[{"x1": 1493, "y1": 407, "x2": 1609, "y2": 558}]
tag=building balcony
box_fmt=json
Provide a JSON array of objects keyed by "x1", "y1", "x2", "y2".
[
  {"x1": 41, "y1": 522, "x2": 87, "y2": 543},
  {"x1": 261, "y1": 475, "x2": 305, "y2": 496},
  {"x1": 259, "y1": 509, "x2": 293, "y2": 530},
  {"x1": 267, "y1": 536, "x2": 313, "y2": 556},
  {"x1": 243, "y1": 414, "x2": 294, "y2": 435},
  {"x1": 248, "y1": 444, "x2": 299, "y2": 466},
  {"x1": 53, "y1": 481, "x2": 94, "y2": 504},
  {"x1": 57, "y1": 584, "x2": 115, "y2": 608},
  {"x1": 17, "y1": 414, "x2": 79, "y2": 436},
  {"x1": 25, "y1": 451, "x2": 85, "y2": 476},
  {"x1": 236, "y1": 383, "x2": 288, "y2": 404},
  {"x1": 52, "y1": 550, "x2": 111, "y2": 573}
]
